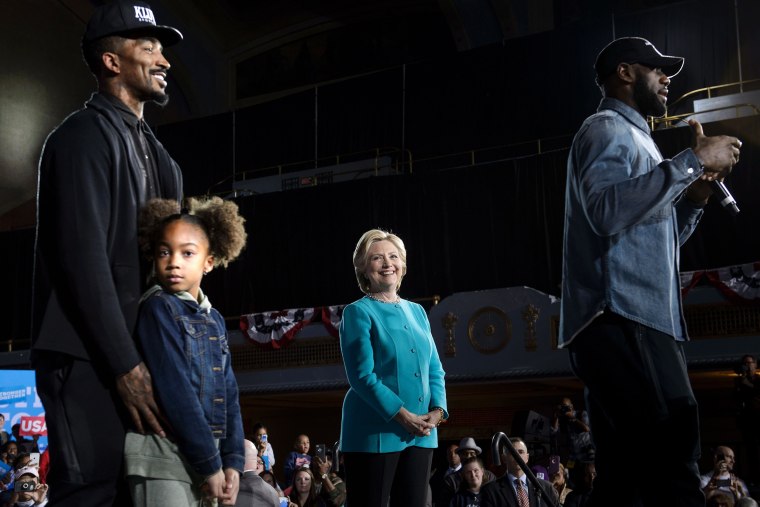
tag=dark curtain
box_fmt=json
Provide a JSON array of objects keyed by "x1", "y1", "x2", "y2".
[
  {"x1": 5, "y1": 0, "x2": 760, "y2": 341},
  {"x1": 202, "y1": 148, "x2": 567, "y2": 317}
]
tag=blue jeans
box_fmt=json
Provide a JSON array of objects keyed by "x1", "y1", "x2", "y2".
[{"x1": 569, "y1": 312, "x2": 704, "y2": 507}]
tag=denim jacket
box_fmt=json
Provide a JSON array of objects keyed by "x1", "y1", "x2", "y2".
[
  {"x1": 135, "y1": 288, "x2": 244, "y2": 476},
  {"x1": 559, "y1": 98, "x2": 705, "y2": 347}
]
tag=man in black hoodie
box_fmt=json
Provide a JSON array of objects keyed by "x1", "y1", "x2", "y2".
[{"x1": 32, "y1": 2, "x2": 183, "y2": 505}]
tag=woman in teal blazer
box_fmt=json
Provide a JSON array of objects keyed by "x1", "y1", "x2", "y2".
[{"x1": 339, "y1": 229, "x2": 448, "y2": 507}]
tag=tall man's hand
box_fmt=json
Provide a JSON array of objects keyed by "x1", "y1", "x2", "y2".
[
  {"x1": 687, "y1": 119, "x2": 742, "y2": 204},
  {"x1": 690, "y1": 119, "x2": 741, "y2": 175},
  {"x1": 115, "y1": 362, "x2": 166, "y2": 437}
]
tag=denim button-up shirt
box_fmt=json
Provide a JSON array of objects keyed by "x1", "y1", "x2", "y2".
[
  {"x1": 135, "y1": 289, "x2": 244, "y2": 476},
  {"x1": 559, "y1": 98, "x2": 705, "y2": 347}
]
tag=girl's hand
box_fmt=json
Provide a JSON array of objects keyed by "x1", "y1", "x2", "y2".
[
  {"x1": 202, "y1": 470, "x2": 226, "y2": 502},
  {"x1": 220, "y1": 468, "x2": 240, "y2": 505}
]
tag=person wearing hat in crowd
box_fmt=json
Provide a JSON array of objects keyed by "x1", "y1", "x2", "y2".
[
  {"x1": 31, "y1": 1, "x2": 183, "y2": 505},
  {"x1": 440, "y1": 438, "x2": 496, "y2": 505},
  {"x1": 11, "y1": 466, "x2": 49, "y2": 507},
  {"x1": 559, "y1": 36, "x2": 743, "y2": 507}
]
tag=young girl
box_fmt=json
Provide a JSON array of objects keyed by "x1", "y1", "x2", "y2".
[
  {"x1": 283, "y1": 434, "x2": 311, "y2": 485},
  {"x1": 125, "y1": 196, "x2": 247, "y2": 506}
]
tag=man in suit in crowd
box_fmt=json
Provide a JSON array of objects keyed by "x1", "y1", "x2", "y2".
[
  {"x1": 235, "y1": 439, "x2": 280, "y2": 507},
  {"x1": 480, "y1": 437, "x2": 557, "y2": 507}
]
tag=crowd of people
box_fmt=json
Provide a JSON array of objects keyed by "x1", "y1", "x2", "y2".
[{"x1": 4, "y1": 423, "x2": 756, "y2": 507}]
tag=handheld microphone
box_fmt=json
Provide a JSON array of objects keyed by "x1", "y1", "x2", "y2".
[{"x1": 710, "y1": 180, "x2": 740, "y2": 215}]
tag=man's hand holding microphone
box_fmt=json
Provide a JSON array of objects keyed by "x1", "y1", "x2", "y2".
[{"x1": 687, "y1": 119, "x2": 743, "y2": 213}]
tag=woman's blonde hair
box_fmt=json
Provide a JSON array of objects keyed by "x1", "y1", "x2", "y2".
[{"x1": 352, "y1": 228, "x2": 407, "y2": 294}]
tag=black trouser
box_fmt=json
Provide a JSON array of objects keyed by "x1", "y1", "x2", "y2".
[
  {"x1": 569, "y1": 313, "x2": 704, "y2": 507},
  {"x1": 343, "y1": 446, "x2": 433, "y2": 507},
  {"x1": 35, "y1": 352, "x2": 132, "y2": 507}
]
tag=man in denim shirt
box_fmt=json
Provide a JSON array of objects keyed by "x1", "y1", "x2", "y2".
[{"x1": 559, "y1": 37, "x2": 742, "y2": 507}]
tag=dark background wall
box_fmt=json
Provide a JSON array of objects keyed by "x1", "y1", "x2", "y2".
[
  {"x1": 155, "y1": 0, "x2": 760, "y2": 317},
  {"x1": 3, "y1": 0, "x2": 760, "y2": 341}
]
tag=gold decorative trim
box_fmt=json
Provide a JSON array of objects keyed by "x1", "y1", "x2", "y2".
[
  {"x1": 522, "y1": 304, "x2": 540, "y2": 351},
  {"x1": 467, "y1": 306, "x2": 511, "y2": 354},
  {"x1": 442, "y1": 312, "x2": 458, "y2": 357}
]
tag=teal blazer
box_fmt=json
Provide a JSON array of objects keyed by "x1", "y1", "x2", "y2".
[{"x1": 339, "y1": 296, "x2": 448, "y2": 453}]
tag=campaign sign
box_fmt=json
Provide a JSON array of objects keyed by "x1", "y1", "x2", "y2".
[
  {"x1": 0, "y1": 370, "x2": 48, "y2": 452},
  {"x1": 19, "y1": 416, "x2": 47, "y2": 437}
]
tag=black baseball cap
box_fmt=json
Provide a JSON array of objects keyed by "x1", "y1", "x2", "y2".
[
  {"x1": 83, "y1": 0, "x2": 183, "y2": 47},
  {"x1": 594, "y1": 37, "x2": 684, "y2": 82}
]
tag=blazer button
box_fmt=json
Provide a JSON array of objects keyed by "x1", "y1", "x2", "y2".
[
  {"x1": 418, "y1": 396, "x2": 424, "y2": 402},
  {"x1": 410, "y1": 348, "x2": 416, "y2": 353},
  {"x1": 414, "y1": 372, "x2": 420, "y2": 377}
]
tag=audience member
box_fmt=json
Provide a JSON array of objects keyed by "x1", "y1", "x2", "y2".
[
  {"x1": 260, "y1": 470, "x2": 285, "y2": 496},
  {"x1": 737, "y1": 497, "x2": 759, "y2": 507},
  {"x1": 311, "y1": 450, "x2": 346, "y2": 507},
  {"x1": 289, "y1": 468, "x2": 326, "y2": 507},
  {"x1": 701, "y1": 446, "x2": 750, "y2": 502},
  {"x1": 480, "y1": 437, "x2": 558, "y2": 507},
  {"x1": 285, "y1": 435, "x2": 312, "y2": 485},
  {"x1": 550, "y1": 462, "x2": 572, "y2": 505},
  {"x1": 0, "y1": 443, "x2": 17, "y2": 466},
  {"x1": 441, "y1": 438, "x2": 496, "y2": 505},
  {"x1": 236, "y1": 439, "x2": 280, "y2": 507},
  {"x1": 449, "y1": 456, "x2": 486, "y2": 507},
  {"x1": 0, "y1": 415, "x2": 8, "y2": 446},
  {"x1": 706, "y1": 490, "x2": 736, "y2": 507},
  {"x1": 0, "y1": 441, "x2": 19, "y2": 498},
  {"x1": 253, "y1": 423, "x2": 277, "y2": 471},
  {"x1": 9, "y1": 426, "x2": 37, "y2": 455},
  {"x1": 735, "y1": 354, "x2": 760, "y2": 485},
  {"x1": 10, "y1": 466, "x2": 49, "y2": 507},
  {"x1": 12, "y1": 455, "x2": 31, "y2": 472},
  {"x1": 445, "y1": 444, "x2": 463, "y2": 477},
  {"x1": 562, "y1": 462, "x2": 595, "y2": 507},
  {"x1": 431, "y1": 444, "x2": 461, "y2": 506},
  {"x1": 37, "y1": 449, "x2": 49, "y2": 486},
  {"x1": 551, "y1": 397, "x2": 594, "y2": 465}
]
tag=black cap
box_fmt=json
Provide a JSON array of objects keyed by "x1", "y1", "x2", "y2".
[
  {"x1": 594, "y1": 37, "x2": 684, "y2": 82},
  {"x1": 83, "y1": 0, "x2": 183, "y2": 47}
]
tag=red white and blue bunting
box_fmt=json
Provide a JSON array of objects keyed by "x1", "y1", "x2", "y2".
[
  {"x1": 240, "y1": 305, "x2": 345, "y2": 349},
  {"x1": 240, "y1": 261, "x2": 759, "y2": 348},
  {"x1": 680, "y1": 261, "x2": 760, "y2": 303}
]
